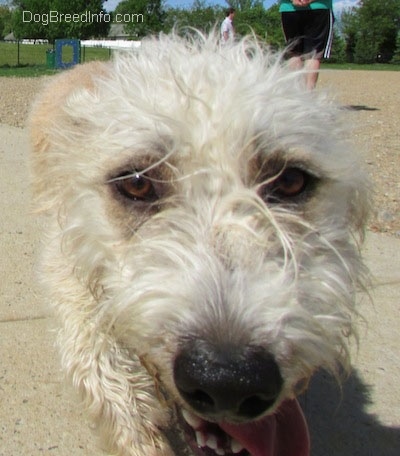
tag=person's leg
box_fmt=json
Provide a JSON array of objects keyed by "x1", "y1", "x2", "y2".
[
  {"x1": 281, "y1": 11, "x2": 305, "y2": 66},
  {"x1": 303, "y1": 9, "x2": 334, "y2": 89},
  {"x1": 303, "y1": 56, "x2": 321, "y2": 90},
  {"x1": 288, "y1": 55, "x2": 304, "y2": 71}
]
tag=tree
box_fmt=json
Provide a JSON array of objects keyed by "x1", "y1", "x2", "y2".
[
  {"x1": 12, "y1": 0, "x2": 110, "y2": 41},
  {"x1": 163, "y1": 1, "x2": 223, "y2": 36},
  {"x1": 264, "y1": 4, "x2": 284, "y2": 48},
  {"x1": 340, "y1": 8, "x2": 358, "y2": 62},
  {"x1": 12, "y1": 0, "x2": 48, "y2": 40},
  {"x1": 114, "y1": 0, "x2": 165, "y2": 38},
  {"x1": 326, "y1": 27, "x2": 346, "y2": 64},
  {"x1": 234, "y1": 3, "x2": 268, "y2": 38},
  {"x1": 357, "y1": 0, "x2": 399, "y2": 62},
  {"x1": 225, "y1": 0, "x2": 263, "y2": 11},
  {"x1": 163, "y1": 1, "x2": 282, "y2": 44},
  {"x1": 341, "y1": 0, "x2": 400, "y2": 63},
  {"x1": 353, "y1": 31, "x2": 377, "y2": 63},
  {"x1": 391, "y1": 31, "x2": 400, "y2": 64},
  {"x1": 0, "y1": 5, "x2": 13, "y2": 38},
  {"x1": 182, "y1": 1, "x2": 222, "y2": 33}
]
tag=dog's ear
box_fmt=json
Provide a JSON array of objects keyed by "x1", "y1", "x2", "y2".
[
  {"x1": 29, "y1": 61, "x2": 110, "y2": 208},
  {"x1": 29, "y1": 61, "x2": 109, "y2": 155}
]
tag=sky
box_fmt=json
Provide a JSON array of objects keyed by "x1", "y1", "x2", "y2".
[{"x1": 103, "y1": 0, "x2": 359, "y2": 15}]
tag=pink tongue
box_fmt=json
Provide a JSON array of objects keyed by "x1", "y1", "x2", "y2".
[{"x1": 219, "y1": 399, "x2": 310, "y2": 456}]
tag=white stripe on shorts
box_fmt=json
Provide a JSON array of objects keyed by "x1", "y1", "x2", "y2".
[{"x1": 324, "y1": 10, "x2": 334, "y2": 59}]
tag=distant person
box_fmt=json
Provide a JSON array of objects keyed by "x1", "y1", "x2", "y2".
[
  {"x1": 221, "y1": 7, "x2": 235, "y2": 43},
  {"x1": 279, "y1": 0, "x2": 334, "y2": 89}
]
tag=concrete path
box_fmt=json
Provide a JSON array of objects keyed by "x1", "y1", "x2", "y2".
[{"x1": 1, "y1": 125, "x2": 399, "y2": 455}]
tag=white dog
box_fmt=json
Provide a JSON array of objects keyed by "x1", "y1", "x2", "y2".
[{"x1": 30, "y1": 33, "x2": 369, "y2": 456}]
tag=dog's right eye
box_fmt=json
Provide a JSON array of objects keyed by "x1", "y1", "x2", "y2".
[
  {"x1": 259, "y1": 167, "x2": 316, "y2": 204},
  {"x1": 114, "y1": 173, "x2": 157, "y2": 202}
]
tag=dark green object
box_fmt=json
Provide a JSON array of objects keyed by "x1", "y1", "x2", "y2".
[{"x1": 46, "y1": 49, "x2": 55, "y2": 69}]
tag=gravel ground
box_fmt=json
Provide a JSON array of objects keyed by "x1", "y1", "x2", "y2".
[
  {"x1": 0, "y1": 77, "x2": 49, "y2": 128},
  {"x1": 319, "y1": 70, "x2": 400, "y2": 237},
  {"x1": 0, "y1": 70, "x2": 399, "y2": 235}
]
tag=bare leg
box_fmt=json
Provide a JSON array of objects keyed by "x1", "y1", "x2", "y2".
[
  {"x1": 304, "y1": 57, "x2": 321, "y2": 90},
  {"x1": 288, "y1": 55, "x2": 303, "y2": 71},
  {"x1": 287, "y1": 56, "x2": 321, "y2": 90}
]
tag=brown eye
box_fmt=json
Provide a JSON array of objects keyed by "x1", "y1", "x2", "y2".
[
  {"x1": 260, "y1": 167, "x2": 314, "y2": 203},
  {"x1": 273, "y1": 168, "x2": 306, "y2": 196},
  {"x1": 115, "y1": 173, "x2": 157, "y2": 201}
]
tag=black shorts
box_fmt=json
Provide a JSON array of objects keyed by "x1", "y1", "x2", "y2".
[{"x1": 281, "y1": 9, "x2": 334, "y2": 59}]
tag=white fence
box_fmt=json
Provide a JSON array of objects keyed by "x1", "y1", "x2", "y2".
[
  {"x1": 81, "y1": 39, "x2": 141, "y2": 49},
  {"x1": 16, "y1": 39, "x2": 141, "y2": 50}
]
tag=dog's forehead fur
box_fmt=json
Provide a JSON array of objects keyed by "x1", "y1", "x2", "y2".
[
  {"x1": 31, "y1": 35, "x2": 363, "y2": 216},
  {"x1": 30, "y1": 34, "x2": 370, "y2": 456},
  {"x1": 36, "y1": 40, "x2": 324, "y2": 150}
]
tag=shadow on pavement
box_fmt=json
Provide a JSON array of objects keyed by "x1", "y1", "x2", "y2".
[
  {"x1": 344, "y1": 105, "x2": 379, "y2": 111},
  {"x1": 300, "y1": 370, "x2": 400, "y2": 455}
]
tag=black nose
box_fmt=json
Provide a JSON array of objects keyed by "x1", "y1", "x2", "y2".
[{"x1": 173, "y1": 341, "x2": 283, "y2": 420}]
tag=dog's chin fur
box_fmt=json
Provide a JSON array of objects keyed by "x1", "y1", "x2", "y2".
[{"x1": 30, "y1": 32, "x2": 370, "y2": 455}]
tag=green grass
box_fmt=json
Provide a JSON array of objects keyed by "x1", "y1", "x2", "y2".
[
  {"x1": 0, "y1": 42, "x2": 112, "y2": 77},
  {"x1": 0, "y1": 65, "x2": 58, "y2": 77}
]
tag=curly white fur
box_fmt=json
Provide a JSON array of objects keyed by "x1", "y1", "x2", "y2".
[{"x1": 30, "y1": 32, "x2": 370, "y2": 456}]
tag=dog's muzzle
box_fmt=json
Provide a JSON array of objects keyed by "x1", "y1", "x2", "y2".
[{"x1": 172, "y1": 341, "x2": 310, "y2": 455}]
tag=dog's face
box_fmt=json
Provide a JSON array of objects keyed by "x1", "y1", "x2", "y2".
[{"x1": 31, "y1": 35, "x2": 369, "y2": 456}]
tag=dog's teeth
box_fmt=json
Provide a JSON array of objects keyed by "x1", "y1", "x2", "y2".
[
  {"x1": 195, "y1": 431, "x2": 206, "y2": 448},
  {"x1": 231, "y1": 439, "x2": 245, "y2": 454},
  {"x1": 215, "y1": 448, "x2": 225, "y2": 455},
  {"x1": 205, "y1": 434, "x2": 218, "y2": 449},
  {"x1": 182, "y1": 409, "x2": 202, "y2": 429}
]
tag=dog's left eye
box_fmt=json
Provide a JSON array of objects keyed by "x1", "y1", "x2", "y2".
[
  {"x1": 114, "y1": 173, "x2": 157, "y2": 202},
  {"x1": 260, "y1": 167, "x2": 314, "y2": 203}
]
